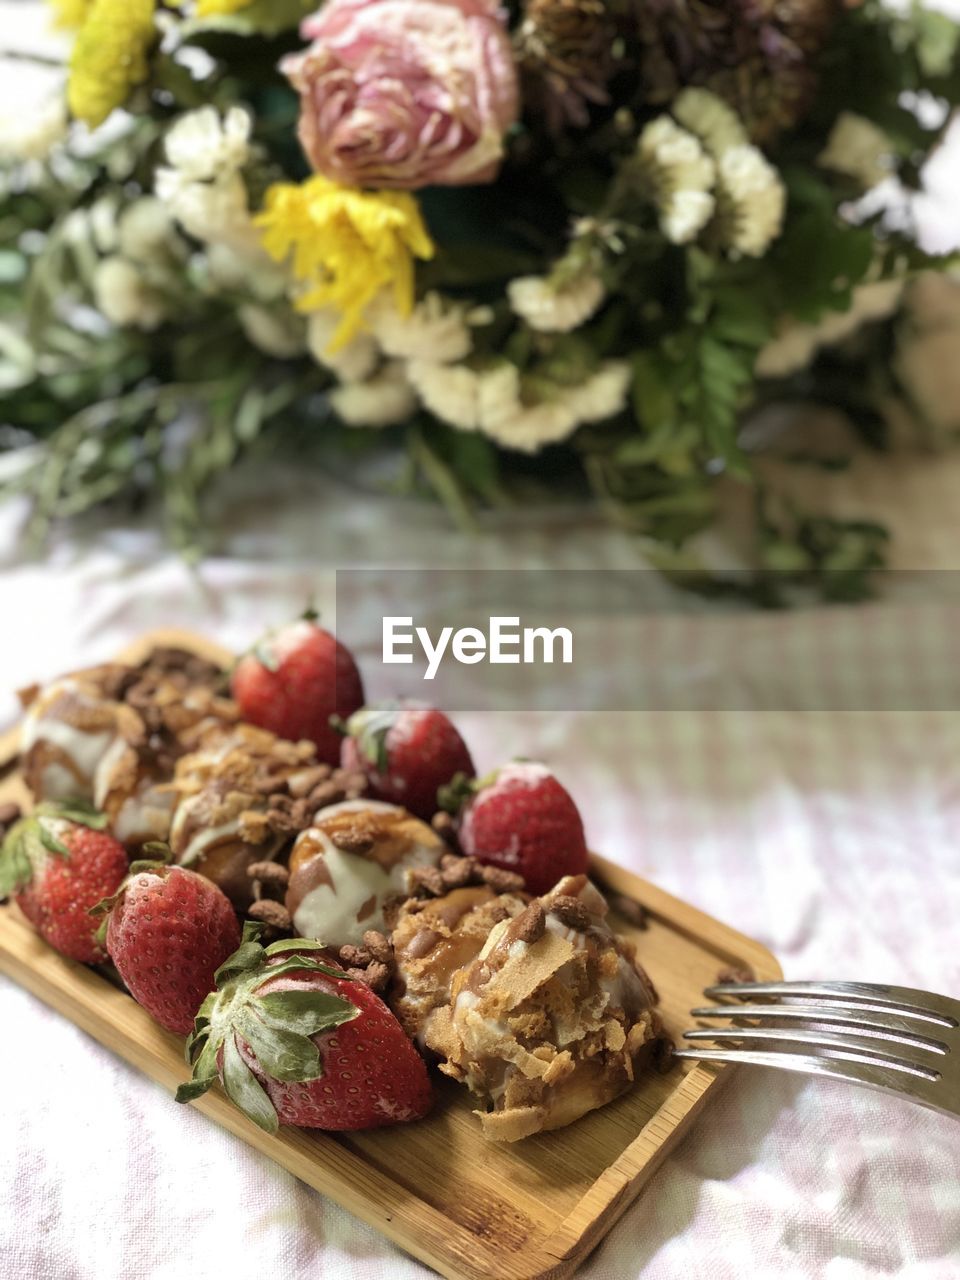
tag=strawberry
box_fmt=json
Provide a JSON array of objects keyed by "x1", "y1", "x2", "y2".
[
  {"x1": 102, "y1": 860, "x2": 241, "y2": 1035},
  {"x1": 0, "y1": 804, "x2": 128, "y2": 964},
  {"x1": 177, "y1": 929, "x2": 433, "y2": 1133},
  {"x1": 448, "y1": 762, "x2": 589, "y2": 896},
  {"x1": 339, "y1": 701, "x2": 475, "y2": 820},
  {"x1": 231, "y1": 616, "x2": 365, "y2": 764}
]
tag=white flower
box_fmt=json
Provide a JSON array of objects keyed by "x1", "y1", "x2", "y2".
[
  {"x1": 818, "y1": 112, "x2": 892, "y2": 189},
  {"x1": 93, "y1": 256, "x2": 168, "y2": 331},
  {"x1": 156, "y1": 167, "x2": 257, "y2": 250},
  {"x1": 0, "y1": 95, "x2": 67, "y2": 163},
  {"x1": 755, "y1": 279, "x2": 905, "y2": 378},
  {"x1": 307, "y1": 309, "x2": 379, "y2": 383},
  {"x1": 330, "y1": 362, "x2": 418, "y2": 427},
  {"x1": 673, "y1": 88, "x2": 746, "y2": 158},
  {"x1": 508, "y1": 274, "x2": 605, "y2": 333},
  {"x1": 239, "y1": 304, "x2": 306, "y2": 358},
  {"x1": 478, "y1": 364, "x2": 578, "y2": 452},
  {"x1": 118, "y1": 197, "x2": 181, "y2": 265},
  {"x1": 715, "y1": 146, "x2": 785, "y2": 257},
  {"x1": 408, "y1": 360, "x2": 482, "y2": 431},
  {"x1": 163, "y1": 106, "x2": 251, "y2": 182},
  {"x1": 205, "y1": 242, "x2": 288, "y2": 302},
  {"x1": 568, "y1": 361, "x2": 631, "y2": 422},
  {"x1": 89, "y1": 196, "x2": 122, "y2": 254},
  {"x1": 753, "y1": 326, "x2": 819, "y2": 379},
  {"x1": 637, "y1": 116, "x2": 716, "y2": 244},
  {"x1": 367, "y1": 292, "x2": 472, "y2": 363},
  {"x1": 660, "y1": 189, "x2": 716, "y2": 247}
]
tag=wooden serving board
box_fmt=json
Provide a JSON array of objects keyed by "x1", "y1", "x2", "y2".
[{"x1": 0, "y1": 631, "x2": 781, "y2": 1280}]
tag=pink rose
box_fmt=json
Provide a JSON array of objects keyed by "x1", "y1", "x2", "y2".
[{"x1": 283, "y1": 0, "x2": 519, "y2": 190}]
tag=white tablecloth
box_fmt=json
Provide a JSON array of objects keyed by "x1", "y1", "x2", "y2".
[{"x1": 1, "y1": 463, "x2": 959, "y2": 1280}]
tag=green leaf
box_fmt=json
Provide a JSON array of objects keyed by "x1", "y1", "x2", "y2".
[
  {"x1": 38, "y1": 826, "x2": 70, "y2": 857},
  {"x1": 221, "y1": 1033, "x2": 278, "y2": 1133},
  {"x1": 632, "y1": 351, "x2": 677, "y2": 430},
  {"x1": 175, "y1": 1077, "x2": 216, "y2": 1104},
  {"x1": 263, "y1": 937, "x2": 331, "y2": 958},
  {"x1": 257, "y1": 990, "x2": 358, "y2": 1039},
  {"x1": 237, "y1": 1009, "x2": 322, "y2": 1083},
  {"x1": 214, "y1": 940, "x2": 267, "y2": 985}
]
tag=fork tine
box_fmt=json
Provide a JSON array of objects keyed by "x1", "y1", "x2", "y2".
[
  {"x1": 683, "y1": 1025, "x2": 949, "y2": 1058},
  {"x1": 670, "y1": 1045, "x2": 949, "y2": 1109},
  {"x1": 689, "y1": 1003, "x2": 952, "y2": 1043},
  {"x1": 703, "y1": 981, "x2": 959, "y2": 1028}
]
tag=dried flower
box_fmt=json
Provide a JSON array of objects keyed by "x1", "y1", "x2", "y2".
[
  {"x1": 118, "y1": 198, "x2": 182, "y2": 265},
  {"x1": 255, "y1": 175, "x2": 435, "y2": 349},
  {"x1": 284, "y1": 0, "x2": 519, "y2": 190},
  {"x1": 330, "y1": 363, "x2": 418, "y2": 427},
  {"x1": 239, "y1": 305, "x2": 306, "y2": 358},
  {"x1": 508, "y1": 274, "x2": 605, "y2": 332},
  {"x1": 818, "y1": 112, "x2": 893, "y2": 189},
  {"x1": 408, "y1": 361, "x2": 483, "y2": 431},
  {"x1": 0, "y1": 96, "x2": 68, "y2": 163},
  {"x1": 516, "y1": 0, "x2": 616, "y2": 130},
  {"x1": 715, "y1": 145, "x2": 785, "y2": 257},
  {"x1": 673, "y1": 87, "x2": 746, "y2": 157},
  {"x1": 569, "y1": 361, "x2": 631, "y2": 421},
  {"x1": 94, "y1": 256, "x2": 168, "y2": 331},
  {"x1": 67, "y1": 0, "x2": 157, "y2": 128},
  {"x1": 155, "y1": 108, "x2": 261, "y2": 252},
  {"x1": 307, "y1": 311, "x2": 380, "y2": 383},
  {"x1": 631, "y1": 0, "x2": 839, "y2": 144},
  {"x1": 637, "y1": 115, "x2": 715, "y2": 244},
  {"x1": 163, "y1": 107, "x2": 251, "y2": 182},
  {"x1": 368, "y1": 292, "x2": 473, "y2": 364}
]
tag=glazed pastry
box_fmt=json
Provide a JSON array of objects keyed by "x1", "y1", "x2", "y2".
[
  {"x1": 19, "y1": 651, "x2": 234, "y2": 847},
  {"x1": 286, "y1": 801, "x2": 447, "y2": 948},
  {"x1": 167, "y1": 723, "x2": 317, "y2": 909},
  {"x1": 430, "y1": 874, "x2": 662, "y2": 1142},
  {"x1": 390, "y1": 885, "x2": 528, "y2": 1047},
  {"x1": 21, "y1": 674, "x2": 145, "y2": 809}
]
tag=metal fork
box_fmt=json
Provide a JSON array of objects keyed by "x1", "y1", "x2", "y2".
[{"x1": 672, "y1": 981, "x2": 960, "y2": 1117}]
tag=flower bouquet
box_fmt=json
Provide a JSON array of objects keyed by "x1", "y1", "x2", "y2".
[{"x1": 2, "y1": 0, "x2": 959, "y2": 591}]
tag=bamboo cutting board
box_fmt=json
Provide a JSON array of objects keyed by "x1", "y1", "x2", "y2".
[{"x1": 0, "y1": 631, "x2": 781, "y2": 1280}]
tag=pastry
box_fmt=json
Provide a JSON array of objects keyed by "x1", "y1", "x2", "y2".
[
  {"x1": 428, "y1": 874, "x2": 662, "y2": 1141},
  {"x1": 390, "y1": 885, "x2": 527, "y2": 1047},
  {"x1": 285, "y1": 800, "x2": 447, "y2": 948}
]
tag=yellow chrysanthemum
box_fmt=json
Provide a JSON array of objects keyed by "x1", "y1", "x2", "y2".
[
  {"x1": 49, "y1": 0, "x2": 94, "y2": 29},
  {"x1": 195, "y1": 0, "x2": 255, "y2": 15},
  {"x1": 256, "y1": 176, "x2": 435, "y2": 351},
  {"x1": 67, "y1": 0, "x2": 156, "y2": 129}
]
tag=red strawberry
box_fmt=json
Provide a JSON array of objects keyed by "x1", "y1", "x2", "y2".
[
  {"x1": 103, "y1": 861, "x2": 241, "y2": 1034},
  {"x1": 339, "y1": 701, "x2": 475, "y2": 820},
  {"x1": 0, "y1": 804, "x2": 128, "y2": 963},
  {"x1": 231, "y1": 617, "x2": 364, "y2": 764},
  {"x1": 451, "y1": 762, "x2": 589, "y2": 896},
  {"x1": 177, "y1": 930, "x2": 433, "y2": 1133}
]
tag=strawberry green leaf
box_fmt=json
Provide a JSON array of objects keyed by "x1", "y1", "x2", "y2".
[
  {"x1": 222, "y1": 1033, "x2": 278, "y2": 1133},
  {"x1": 0, "y1": 821, "x2": 33, "y2": 897},
  {"x1": 236, "y1": 1009, "x2": 322, "y2": 1083},
  {"x1": 175, "y1": 1077, "x2": 216, "y2": 1104},
  {"x1": 263, "y1": 937, "x2": 329, "y2": 958},
  {"x1": 256, "y1": 989, "x2": 358, "y2": 1038},
  {"x1": 38, "y1": 826, "x2": 70, "y2": 857},
  {"x1": 214, "y1": 939, "x2": 268, "y2": 985},
  {"x1": 35, "y1": 800, "x2": 109, "y2": 831}
]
